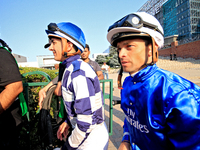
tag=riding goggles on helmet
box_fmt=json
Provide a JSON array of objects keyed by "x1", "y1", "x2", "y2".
[
  {"x1": 108, "y1": 14, "x2": 163, "y2": 36},
  {"x1": 47, "y1": 23, "x2": 84, "y2": 50}
]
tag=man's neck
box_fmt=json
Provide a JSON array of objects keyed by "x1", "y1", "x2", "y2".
[{"x1": 83, "y1": 58, "x2": 90, "y2": 63}]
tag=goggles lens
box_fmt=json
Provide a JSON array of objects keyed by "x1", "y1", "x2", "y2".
[
  {"x1": 108, "y1": 14, "x2": 163, "y2": 36},
  {"x1": 48, "y1": 23, "x2": 61, "y2": 32}
]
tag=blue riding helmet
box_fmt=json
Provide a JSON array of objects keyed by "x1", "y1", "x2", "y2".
[{"x1": 45, "y1": 22, "x2": 86, "y2": 53}]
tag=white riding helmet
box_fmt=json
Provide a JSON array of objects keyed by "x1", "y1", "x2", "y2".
[
  {"x1": 107, "y1": 12, "x2": 164, "y2": 88},
  {"x1": 107, "y1": 12, "x2": 164, "y2": 49}
]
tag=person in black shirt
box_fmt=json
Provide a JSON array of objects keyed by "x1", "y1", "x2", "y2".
[{"x1": 0, "y1": 39, "x2": 23, "y2": 150}]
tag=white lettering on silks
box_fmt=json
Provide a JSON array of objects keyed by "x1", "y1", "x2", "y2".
[{"x1": 126, "y1": 108, "x2": 149, "y2": 133}]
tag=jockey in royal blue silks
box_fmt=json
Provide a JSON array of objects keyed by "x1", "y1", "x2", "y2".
[{"x1": 107, "y1": 12, "x2": 200, "y2": 150}]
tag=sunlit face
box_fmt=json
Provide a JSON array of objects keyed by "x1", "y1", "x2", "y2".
[
  {"x1": 48, "y1": 37, "x2": 62, "y2": 61},
  {"x1": 81, "y1": 47, "x2": 90, "y2": 60},
  {"x1": 117, "y1": 38, "x2": 150, "y2": 74}
]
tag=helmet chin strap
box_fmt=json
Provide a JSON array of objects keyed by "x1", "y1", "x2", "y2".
[
  {"x1": 145, "y1": 37, "x2": 158, "y2": 66},
  {"x1": 61, "y1": 38, "x2": 81, "y2": 58},
  {"x1": 62, "y1": 49, "x2": 81, "y2": 58},
  {"x1": 117, "y1": 52, "x2": 123, "y2": 89}
]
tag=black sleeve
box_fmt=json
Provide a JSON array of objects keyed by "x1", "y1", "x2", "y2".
[
  {"x1": 0, "y1": 48, "x2": 22, "y2": 89},
  {"x1": 58, "y1": 63, "x2": 65, "y2": 82}
]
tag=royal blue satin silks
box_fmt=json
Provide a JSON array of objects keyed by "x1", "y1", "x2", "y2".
[{"x1": 121, "y1": 64, "x2": 200, "y2": 150}]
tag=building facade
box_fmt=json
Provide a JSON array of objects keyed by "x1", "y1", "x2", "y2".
[
  {"x1": 138, "y1": 0, "x2": 200, "y2": 45},
  {"x1": 37, "y1": 55, "x2": 60, "y2": 69},
  {"x1": 13, "y1": 53, "x2": 27, "y2": 63}
]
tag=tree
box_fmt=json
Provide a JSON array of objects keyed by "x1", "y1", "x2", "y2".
[
  {"x1": 109, "y1": 46, "x2": 117, "y2": 57},
  {"x1": 108, "y1": 46, "x2": 120, "y2": 68},
  {"x1": 108, "y1": 53, "x2": 120, "y2": 68},
  {"x1": 95, "y1": 55, "x2": 106, "y2": 65},
  {"x1": 95, "y1": 46, "x2": 120, "y2": 68}
]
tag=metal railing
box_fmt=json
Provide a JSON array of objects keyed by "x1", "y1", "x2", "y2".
[
  {"x1": 100, "y1": 79, "x2": 113, "y2": 136},
  {"x1": 22, "y1": 71, "x2": 114, "y2": 136}
]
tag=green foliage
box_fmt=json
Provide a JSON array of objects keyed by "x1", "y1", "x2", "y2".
[
  {"x1": 20, "y1": 67, "x2": 58, "y2": 80},
  {"x1": 95, "y1": 55, "x2": 107, "y2": 65},
  {"x1": 108, "y1": 53, "x2": 120, "y2": 68},
  {"x1": 95, "y1": 46, "x2": 120, "y2": 68},
  {"x1": 109, "y1": 46, "x2": 117, "y2": 57}
]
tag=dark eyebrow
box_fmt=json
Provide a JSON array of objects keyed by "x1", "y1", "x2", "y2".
[{"x1": 117, "y1": 41, "x2": 130, "y2": 49}]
